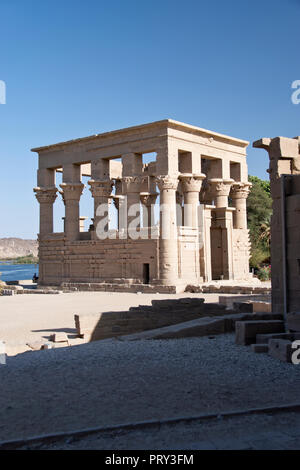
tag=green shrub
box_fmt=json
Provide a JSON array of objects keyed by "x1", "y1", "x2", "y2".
[{"x1": 257, "y1": 265, "x2": 271, "y2": 281}]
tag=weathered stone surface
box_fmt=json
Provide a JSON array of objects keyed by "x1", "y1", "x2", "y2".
[
  {"x1": 235, "y1": 320, "x2": 284, "y2": 346},
  {"x1": 50, "y1": 333, "x2": 69, "y2": 343},
  {"x1": 251, "y1": 302, "x2": 271, "y2": 313},
  {"x1": 256, "y1": 332, "x2": 300, "y2": 344},
  {"x1": 287, "y1": 313, "x2": 300, "y2": 332},
  {"x1": 268, "y1": 339, "x2": 293, "y2": 363},
  {"x1": 251, "y1": 343, "x2": 269, "y2": 354}
]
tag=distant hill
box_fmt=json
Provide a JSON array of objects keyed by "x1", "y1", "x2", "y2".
[{"x1": 0, "y1": 238, "x2": 38, "y2": 259}]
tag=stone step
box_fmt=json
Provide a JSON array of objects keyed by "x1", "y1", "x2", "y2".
[
  {"x1": 251, "y1": 343, "x2": 269, "y2": 354},
  {"x1": 256, "y1": 332, "x2": 300, "y2": 344},
  {"x1": 268, "y1": 339, "x2": 295, "y2": 363},
  {"x1": 235, "y1": 320, "x2": 285, "y2": 346}
]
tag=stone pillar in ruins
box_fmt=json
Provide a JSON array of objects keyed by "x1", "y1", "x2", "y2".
[
  {"x1": 253, "y1": 136, "x2": 300, "y2": 314},
  {"x1": 60, "y1": 183, "x2": 84, "y2": 240},
  {"x1": 231, "y1": 182, "x2": 252, "y2": 229},
  {"x1": 34, "y1": 187, "x2": 57, "y2": 235},
  {"x1": 156, "y1": 174, "x2": 179, "y2": 285},
  {"x1": 180, "y1": 173, "x2": 205, "y2": 227}
]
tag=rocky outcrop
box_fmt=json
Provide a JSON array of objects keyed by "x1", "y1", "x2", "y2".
[{"x1": 0, "y1": 238, "x2": 38, "y2": 259}]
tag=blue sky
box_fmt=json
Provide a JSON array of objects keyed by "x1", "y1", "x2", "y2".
[{"x1": 0, "y1": 0, "x2": 299, "y2": 238}]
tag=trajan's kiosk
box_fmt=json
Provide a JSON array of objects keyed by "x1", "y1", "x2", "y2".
[{"x1": 32, "y1": 120, "x2": 252, "y2": 293}]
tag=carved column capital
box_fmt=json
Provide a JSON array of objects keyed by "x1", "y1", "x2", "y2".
[
  {"x1": 155, "y1": 174, "x2": 179, "y2": 191},
  {"x1": 179, "y1": 173, "x2": 206, "y2": 193},
  {"x1": 34, "y1": 187, "x2": 57, "y2": 204},
  {"x1": 230, "y1": 182, "x2": 252, "y2": 199},
  {"x1": 59, "y1": 183, "x2": 84, "y2": 203},
  {"x1": 88, "y1": 179, "x2": 113, "y2": 199},
  {"x1": 140, "y1": 192, "x2": 158, "y2": 206},
  {"x1": 208, "y1": 178, "x2": 234, "y2": 197}
]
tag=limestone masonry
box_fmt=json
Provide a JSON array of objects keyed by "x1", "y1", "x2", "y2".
[
  {"x1": 253, "y1": 135, "x2": 300, "y2": 315},
  {"x1": 32, "y1": 119, "x2": 252, "y2": 292}
]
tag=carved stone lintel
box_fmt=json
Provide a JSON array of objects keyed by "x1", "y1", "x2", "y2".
[
  {"x1": 121, "y1": 176, "x2": 143, "y2": 194},
  {"x1": 230, "y1": 182, "x2": 252, "y2": 199},
  {"x1": 59, "y1": 183, "x2": 84, "y2": 203},
  {"x1": 179, "y1": 173, "x2": 206, "y2": 193},
  {"x1": 34, "y1": 187, "x2": 57, "y2": 204},
  {"x1": 155, "y1": 174, "x2": 179, "y2": 191},
  {"x1": 88, "y1": 179, "x2": 113, "y2": 199}
]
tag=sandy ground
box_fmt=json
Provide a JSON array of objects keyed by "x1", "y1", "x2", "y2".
[
  {"x1": 0, "y1": 334, "x2": 299, "y2": 443},
  {"x1": 0, "y1": 291, "x2": 223, "y2": 352}
]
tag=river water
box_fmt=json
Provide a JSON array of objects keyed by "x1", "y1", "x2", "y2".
[{"x1": 0, "y1": 263, "x2": 39, "y2": 282}]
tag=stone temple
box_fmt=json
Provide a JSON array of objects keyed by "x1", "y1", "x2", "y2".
[{"x1": 32, "y1": 119, "x2": 252, "y2": 293}]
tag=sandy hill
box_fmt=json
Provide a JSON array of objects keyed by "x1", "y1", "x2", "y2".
[{"x1": 0, "y1": 238, "x2": 38, "y2": 259}]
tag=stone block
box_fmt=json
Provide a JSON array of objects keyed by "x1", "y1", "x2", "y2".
[
  {"x1": 50, "y1": 332, "x2": 69, "y2": 343},
  {"x1": 251, "y1": 343, "x2": 269, "y2": 354},
  {"x1": 272, "y1": 137, "x2": 299, "y2": 159},
  {"x1": 287, "y1": 313, "x2": 300, "y2": 332},
  {"x1": 256, "y1": 332, "x2": 300, "y2": 344},
  {"x1": 268, "y1": 339, "x2": 293, "y2": 363},
  {"x1": 235, "y1": 320, "x2": 284, "y2": 346},
  {"x1": 251, "y1": 302, "x2": 271, "y2": 313},
  {"x1": 233, "y1": 302, "x2": 253, "y2": 313}
]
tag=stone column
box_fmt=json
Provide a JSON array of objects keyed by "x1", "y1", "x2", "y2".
[
  {"x1": 180, "y1": 173, "x2": 205, "y2": 227},
  {"x1": 34, "y1": 187, "x2": 57, "y2": 235},
  {"x1": 176, "y1": 191, "x2": 184, "y2": 226},
  {"x1": 230, "y1": 182, "x2": 251, "y2": 229},
  {"x1": 122, "y1": 176, "x2": 142, "y2": 232},
  {"x1": 140, "y1": 192, "x2": 158, "y2": 227},
  {"x1": 156, "y1": 174, "x2": 179, "y2": 285},
  {"x1": 88, "y1": 180, "x2": 113, "y2": 237},
  {"x1": 113, "y1": 195, "x2": 125, "y2": 230},
  {"x1": 209, "y1": 178, "x2": 234, "y2": 208},
  {"x1": 60, "y1": 183, "x2": 84, "y2": 241}
]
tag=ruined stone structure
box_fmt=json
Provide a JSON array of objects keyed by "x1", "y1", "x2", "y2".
[
  {"x1": 253, "y1": 135, "x2": 300, "y2": 314},
  {"x1": 33, "y1": 120, "x2": 251, "y2": 292}
]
